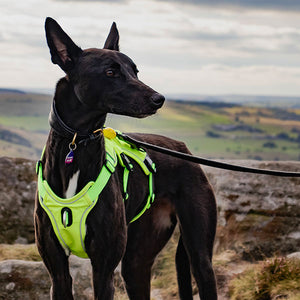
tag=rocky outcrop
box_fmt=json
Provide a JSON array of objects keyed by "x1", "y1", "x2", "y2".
[
  {"x1": 203, "y1": 161, "x2": 300, "y2": 260},
  {"x1": 0, "y1": 260, "x2": 49, "y2": 300},
  {"x1": 0, "y1": 256, "x2": 94, "y2": 300},
  {"x1": 0, "y1": 256, "x2": 125, "y2": 300},
  {"x1": 0, "y1": 157, "x2": 299, "y2": 299},
  {"x1": 0, "y1": 157, "x2": 36, "y2": 244},
  {"x1": 0, "y1": 157, "x2": 299, "y2": 259}
]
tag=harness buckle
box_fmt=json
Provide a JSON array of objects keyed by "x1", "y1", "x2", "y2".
[
  {"x1": 105, "y1": 159, "x2": 115, "y2": 174},
  {"x1": 144, "y1": 155, "x2": 156, "y2": 173},
  {"x1": 120, "y1": 153, "x2": 133, "y2": 171}
]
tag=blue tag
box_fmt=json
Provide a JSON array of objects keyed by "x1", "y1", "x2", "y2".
[{"x1": 65, "y1": 150, "x2": 74, "y2": 165}]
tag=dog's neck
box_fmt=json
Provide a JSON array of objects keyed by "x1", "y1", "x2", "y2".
[
  {"x1": 43, "y1": 77, "x2": 108, "y2": 198},
  {"x1": 51, "y1": 78, "x2": 107, "y2": 135}
]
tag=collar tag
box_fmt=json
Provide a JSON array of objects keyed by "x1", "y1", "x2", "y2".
[
  {"x1": 65, "y1": 149, "x2": 74, "y2": 164},
  {"x1": 65, "y1": 133, "x2": 77, "y2": 165}
]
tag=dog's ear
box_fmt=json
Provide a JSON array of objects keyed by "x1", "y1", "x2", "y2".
[
  {"x1": 103, "y1": 22, "x2": 119, "y2": 51},
  {"x1": 45, "y1": 17, "x2": 83, "y2": 72}
]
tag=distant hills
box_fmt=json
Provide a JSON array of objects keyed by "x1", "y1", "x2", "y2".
[
  {"x1": 2, "y1": 87, "x2": 300, "y2": 107},
  {"x1": 0, "y1": 89, "x2": 299, "y2": 161},
  {"x1": 0, "y1": 88, "x2": 26, "y2": 94},
  {"x1": 167, "y1": 93, "x2": 300, "y2": 108}
]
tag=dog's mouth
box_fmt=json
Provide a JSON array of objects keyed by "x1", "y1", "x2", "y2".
[
  {"x1": 118, "y1": 109, "x2": 158, "y2": 119},
  {"x1": 129, "y1": 103, "x2": 164, "y2": 118},
  {"x1": 109, "y1": 98, "x2": 164, "y2": 118},
  {"x1": 135, "y1": 112, "x2": 156, "y2": 118}
]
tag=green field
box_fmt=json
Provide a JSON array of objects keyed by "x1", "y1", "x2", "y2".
[
  {"x1": 0, "y1": 92, "x2": 300, "y2": 161},
  {"x1": 107, "y1": 101, "x2": 300, "y2": 161}
]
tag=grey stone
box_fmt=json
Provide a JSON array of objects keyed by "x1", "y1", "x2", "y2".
[
  {"x1": 0, "y1": 157, "x2": 36, "y2": 244},
  {"x1": 204, "y1": 160, "x2": 300, "y2": 260}
]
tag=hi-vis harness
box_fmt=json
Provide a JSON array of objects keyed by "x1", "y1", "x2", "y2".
[{"x1": 36, "y1": 128, "x2": 156, "y2": 258}]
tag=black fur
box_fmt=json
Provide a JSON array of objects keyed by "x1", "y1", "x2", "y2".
[{"x1": 35, "y1": 17, "x2": 218, "y2": 300}]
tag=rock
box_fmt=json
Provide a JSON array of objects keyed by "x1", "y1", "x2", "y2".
[
  {"x1": 0, "y1": 157, "x2": 36, "y2": 243},
  {"x1": 0, "y1": 156, "x2": 299, "y2": 260},
  {"x1": 203, "y1": 160, "x2": 300, "y2": 260},
  {"x1": 151, "y1": 289, "x2": 164, "y2": 300},
  {"x1": 0, "y1": 256, "x2": 125, "y2": 300},
  {"x1": 69, "y1": 256, "x2": 93, "y2": 299},
  {"x1": 287, "y1": 251, "x2": 300, "y2": 260},
  {"x1": 0, "y1": 260, "x2": 49, "y2": 300}
]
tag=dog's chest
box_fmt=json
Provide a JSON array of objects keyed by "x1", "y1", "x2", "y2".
[{"x1": 65, "y1": 171, "x2": 80, "y2": 198}]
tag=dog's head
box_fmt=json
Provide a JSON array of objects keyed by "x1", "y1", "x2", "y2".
[{"x1": 45, "y1": 17, "x2": 164, "y2": 118}]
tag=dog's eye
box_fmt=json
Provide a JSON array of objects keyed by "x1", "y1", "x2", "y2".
[{"x1": 106, "y1": 70, "x2": 114, "y2": 77}]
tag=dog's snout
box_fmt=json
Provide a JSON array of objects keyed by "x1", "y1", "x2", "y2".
[{"x1": 150, "y1": 93, "x2": 165, "y2": 108}]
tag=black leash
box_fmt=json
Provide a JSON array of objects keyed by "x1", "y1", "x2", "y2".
[
  {"x1": 118, "y1": 133, "x2": 300, "y2": 177},
  {"x1": 48, "y1": 104, "x2": 300, "y2": 178}
]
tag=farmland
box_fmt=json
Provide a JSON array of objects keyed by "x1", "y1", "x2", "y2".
[{"x1": 0, "y1": 91, "x2": 299, "y2": 161}]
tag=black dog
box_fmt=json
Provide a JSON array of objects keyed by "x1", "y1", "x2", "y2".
[{"x1": 34, "y1": 17, "x2": 217, "y2": 300}]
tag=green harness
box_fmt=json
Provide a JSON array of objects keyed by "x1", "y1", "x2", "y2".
[{"x1": 36, "y1": 129, "x2": 155, "y2": 258}]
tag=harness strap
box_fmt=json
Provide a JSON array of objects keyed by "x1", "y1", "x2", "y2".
[
  {"x1": 37, "y1": 128, "x2": 156, "y2": 258},
  {"x1": 87, "y1": 148, "x2": 118, "y2": 201},
  {"x1": 120, "y1": 152, "x2": 133, "y2": 201},
  {"x1": 130, "y1": 161, "x2": 156, "y2": 223},
  {"x1": 123, "y1": 168, "x2": 130, "y2": 201}
]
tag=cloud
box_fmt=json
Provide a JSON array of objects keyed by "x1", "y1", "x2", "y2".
[
  {"x1": 140, "y1": 63, "x2": 300, "y2": 96},
  {"x1": 1, "y1": 0, "x2": 300, "y2": 96},
  {"x1": 54, "y1": 0, "x2": 126, "y2": 1},
  {"x1": 170, "y1": 24, "x2": 300, "y2": 55},
  {"x1": 51, "y1": 0, "x2": 300, "y2": 11},
  {"x1": 155, "y1": 0, "x2": 300, "y2": 11}
]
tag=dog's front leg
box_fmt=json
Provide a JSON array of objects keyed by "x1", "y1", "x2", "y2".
[
  {"x1": 34, "y1": 201, "x2": 74, "y2": 300},
  {"x1": 90, "y1": 262, "x2": 116, "y2": 300},
  {"x1": 85, "y1": 186, "x2": 127, "y2": 300},
  {"x1": 88, "y1": 228, "x2": 127, "y2": 300}
]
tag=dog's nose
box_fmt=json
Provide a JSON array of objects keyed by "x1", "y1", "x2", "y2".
[{"x1": 150, "y1": 93, "x2": 165, "y2": 108}]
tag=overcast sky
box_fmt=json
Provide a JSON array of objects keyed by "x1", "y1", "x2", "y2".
[{"x1": 1, "y1": 0, "x2": 300, "y2": 96}]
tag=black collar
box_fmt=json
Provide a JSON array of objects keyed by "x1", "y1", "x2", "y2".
[{"x1": 49, "y1": 101, "x2": 103, "y2": 144}]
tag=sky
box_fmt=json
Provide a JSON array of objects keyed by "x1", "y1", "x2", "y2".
[{"x1": 1, "y1": 0, "x2": 300, "y2": 97}]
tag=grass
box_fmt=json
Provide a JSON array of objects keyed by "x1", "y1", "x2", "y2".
[
  {"x1": 151, "y1": 232, "x2": 180, "y2": 299},
  {"x1": 229, "y1": 256, "x2": 300, "y2": 300},
  {"x1": 0, "y1": 244, "x2": 41, "y2": 262},
  {"x1": 0, "y1": 126, "x2": 46, "y2": 159},
  {"x1": 0, "y1": 140, "x2": 40, "y2": 159},
  {"x1": 107, "y1": 101, "x2": 300, "y2": 160},
  {"x1": 0, "y1": 116, "x2": 49, "y2": 132},
  {"x1": 0, "y1": 92, "x2": 52, "y2": 116},
  {"x1": 1, "y1": 242, "x2": 300, "y2": 300}
]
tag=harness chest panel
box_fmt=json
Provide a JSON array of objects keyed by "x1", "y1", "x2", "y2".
[{"x1": 37, "y1": 130, "x2": 155, "y2": 258}]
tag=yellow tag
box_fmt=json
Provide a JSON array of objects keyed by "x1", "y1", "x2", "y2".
[{"x1": 103, "y1": 127, "x2": 117, "y2": 139}]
